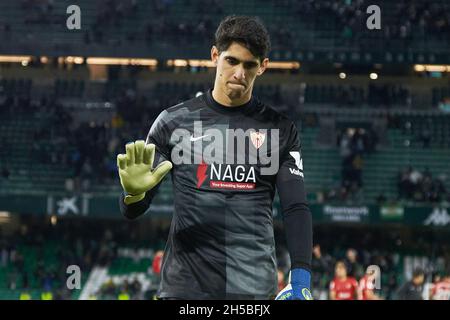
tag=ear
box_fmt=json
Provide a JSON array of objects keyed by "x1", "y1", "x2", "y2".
[
  {"x1": 211, "y1": 46, "x2": 219, "y2": 66},
  {"x1": 257, "y1": 58, "x2": 269, "y2": 76}
]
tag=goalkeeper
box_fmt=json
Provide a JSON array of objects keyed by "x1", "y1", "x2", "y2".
[{"x1": 117, "y1": 15, "x2": 313, "y2": 300}]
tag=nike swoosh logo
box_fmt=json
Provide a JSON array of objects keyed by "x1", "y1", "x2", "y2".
[{"x1": 190, "y1": 135, "x2": 210, "y2": 142}]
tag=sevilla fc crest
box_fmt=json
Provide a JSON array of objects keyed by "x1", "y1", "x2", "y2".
[{"x1": 250, "y1": 131, "x2": 266, "y2": 149}]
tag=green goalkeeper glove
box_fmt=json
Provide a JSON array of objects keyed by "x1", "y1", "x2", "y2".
[{"x1": 117, "y1": 140, "x2": 173, "y2": 205}]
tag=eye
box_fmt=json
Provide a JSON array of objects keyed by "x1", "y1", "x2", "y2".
[
  {"x1": 226, "y1": 57, "x2": 239, "y2": 65},
  {"x1": 244, "y1": 62, "x2": 258, "y2": 69}
]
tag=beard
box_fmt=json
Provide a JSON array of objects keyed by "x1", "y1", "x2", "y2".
[
  {"x1": 227, "y1": 88, "x2": 243, "y2": 100},
  {"x1": 226, "y1": 82, "x2": 246, "y2": 100}
]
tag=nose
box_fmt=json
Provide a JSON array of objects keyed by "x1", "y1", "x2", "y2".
[{"x1": 233, "y1": 65, "x2": 246, "y2": 81}]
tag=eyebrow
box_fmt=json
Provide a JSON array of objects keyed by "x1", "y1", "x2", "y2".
[{"x1": 224, "y1": 55, "x2": 259, "y2": 66}]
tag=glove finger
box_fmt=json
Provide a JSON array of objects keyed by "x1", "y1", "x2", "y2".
[
  {"x1": 117, "y1": 154, "x2": 127, "y2": 170},
  {"x1": 143, "y1": 144, "x2": 155, "y2": 166},
  {"x1": 152, "y1": 161, "x2": 173, "y2": 182},
  {"x1": 134, "y1": 140, "x2": 145, "y2": 164},
  {"x1": 125, "y1": 142, "x2": 135, "y2": 166}
]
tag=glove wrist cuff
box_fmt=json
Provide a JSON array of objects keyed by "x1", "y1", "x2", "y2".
[
  {"x1": 124, "y1": 193, "x2": 145, "y2": 205},
  {"x1": 291, "y1": 268, "x2": 311, "y2": 287}
]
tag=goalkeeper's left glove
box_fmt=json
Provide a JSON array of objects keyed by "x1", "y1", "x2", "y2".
[{"x1": 275, "y1": 268, "x2": 313, "y2": 300}]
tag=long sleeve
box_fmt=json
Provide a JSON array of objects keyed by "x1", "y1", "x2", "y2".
[{"x1": 276, "y1": 121, "x2": 313, "y2": 271}]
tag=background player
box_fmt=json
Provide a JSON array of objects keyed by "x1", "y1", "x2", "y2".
[
  {"x1": 329, "y1": 261, "x2": 358, "y2": 300},
  {"x1": 358, "y1": 266, "x2": 384, "y2": 300},
  {"x1": 430, "y1": 273, "x2": 450, "y2": 300}
]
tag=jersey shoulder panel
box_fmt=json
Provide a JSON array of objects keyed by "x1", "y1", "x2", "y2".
[
  {"x1": 157, "y1": 94, "x2": 206, "y2": 126},
  {"x1": 150, "y1": 95, "x2": 206, "y2": 132},
  {"x1": 253, "y1": 99, "x2": 293, "y2": 128},
  {"x1": 146, "y1": 95, "x2": 207, "y2": 157}
]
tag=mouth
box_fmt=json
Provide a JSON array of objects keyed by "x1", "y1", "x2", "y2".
[{"x1": 227, "y1": 82, "x2": 246, "y2": 89}]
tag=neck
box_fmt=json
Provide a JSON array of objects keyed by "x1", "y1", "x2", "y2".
[{"x1": 212, "y1": 85, "x2": 251, "y2": 107}]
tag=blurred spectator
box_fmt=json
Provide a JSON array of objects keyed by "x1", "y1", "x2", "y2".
[
  {"x1": 336, "y1": 126, "x2": 380, "y2": 203},
  {"x1": 131, "y1": 277, "x2": 143, "y2": 299},
  {"x1": 345, "y1": 248, "x2": 364, "y2": 279},
  {"x1": 311, "y1": 244, "x2": 334, "y2": 300},
  {"x1": 100, "y1": 278, "x2": 117, "y2": 299},
  {"x1": 395, "y1": 268, "x2": 425, "y2": 300},
  {"x1": 397, "y1": 166, "x2": 449, "y2": 204},
  {"x1": 419, "y1": 127, "x2": 432, "y2": 148},
  {"x1": 397, "y1": 166, "x2": 414, "y2": 200}
]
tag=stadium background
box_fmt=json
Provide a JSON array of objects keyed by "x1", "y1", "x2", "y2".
[{"x1": 0, "y1": 0, "x2": 449, "y2": 300}]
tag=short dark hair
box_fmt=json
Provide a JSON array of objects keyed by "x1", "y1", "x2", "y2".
[
  {"x1": 412, "y1": 268, "x2": 424, "y2": 278},
  {"x1": 214, "y1": 15, "x2": 271, "y2": 61},
  {"x1": 336, "y1": 260, "x2": 347, "y2": 270}
]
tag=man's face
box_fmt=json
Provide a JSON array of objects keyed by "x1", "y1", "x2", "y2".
[
  {"x1": 313, "y1": 245, "x2": 321, "y2": 257},
  {"x1": 211, "y1": 42, "x2": 268, "y2": 101},
  {"x1": 413, "y1": 275, "x2": 424, "y2": 286},
  {"x1": 335, "y1": 263, "x2": 347, "y2": 278},
  {"x1": 346, "y1": 249, "x2": 356, "y2": 262}
]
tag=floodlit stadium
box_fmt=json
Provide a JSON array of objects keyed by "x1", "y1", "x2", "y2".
[{"x1": 0, "y1": 0, "x2": 450, "y2": 301}]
